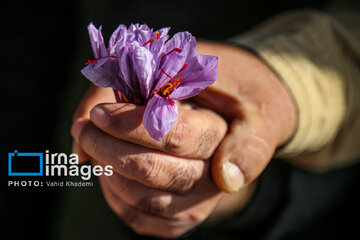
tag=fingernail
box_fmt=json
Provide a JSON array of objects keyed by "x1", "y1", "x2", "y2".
[
  {"x1": 71, "y1": 118, "x2": 88, "y2": 141},
  {"x1": 222, "y1": 161, "x2": 244, "y2": 192},
  {"x1": 90, "y1": 106, "x2": 109, "y2": 126}
]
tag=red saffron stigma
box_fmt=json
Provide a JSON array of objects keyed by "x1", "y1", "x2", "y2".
[
  {"x1": 167, "y1": 94, "x2": 175, "y2": 106},
  {"x1": 153, "y1": 68, "x2": 183, "y2": 104},
  {"x1": 160, "y1": 68, "x2": 178, "y2": 82},
  {"x1": 155, "y1": 32, "x2": 160, "y2": 39},
  {"x1": 142, "y1": 38, "x2": 155, "y2": 47},
  {"x1": 152, "y1": 89, "x2": 160, "y2": 95},
  {"x1": 85, "y1": 56, "x2": 118, "y2": 65},
  {"x1": 161, "y1": 48, "x2": 182, "y2": 59},
  {"x1": 177, "y1": 62, "x2": 189, "y2": 73},
  {"x1": 142, "y1": 32, "x2": 160, "y2": 47}
]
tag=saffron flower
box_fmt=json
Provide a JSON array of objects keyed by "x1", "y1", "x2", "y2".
[{"x1": 81, "y1": 23, "x2": 218, "y2": 141}]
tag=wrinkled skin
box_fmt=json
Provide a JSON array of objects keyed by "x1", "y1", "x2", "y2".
[{"x1": 71, "y1": 41, "x2": 296, "y2": 238}]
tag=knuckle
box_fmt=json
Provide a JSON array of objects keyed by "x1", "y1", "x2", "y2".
[
  {"x1": 161, "y1": 121, "x2": 188, "y2": 154},
  {"x1": 126, "y1": 153, "x2": 202, "y2": 194},
  {"x1": 161, "y1": 116, "x2": 221, "y2": 159},
  {"x1": 189, "y1": 211, "x2": 208, "y2": 224},
  {"x1": 140, "y1": 154, "x2": 159, "y2": 182},
  {"x1": 137, "y1": 195, "x2": 173, "y2": 217},
  {"x1": 197, "y1": 129, "x2": 220, "y2": 158},
  {"x1": 127, "y1": 153, "x2": 160, "y2": 184},
  {"x1": 164, "y1": 164, "x2": 199, "y2": 194}
]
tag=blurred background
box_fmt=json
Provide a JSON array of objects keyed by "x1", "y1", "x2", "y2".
[{"x1": 2, "y1": 0, "x2": 359, "y2": 239}]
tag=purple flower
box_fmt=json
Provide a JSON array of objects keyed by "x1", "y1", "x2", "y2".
[{"x1": 81, "y1": 23, "x2": 218, "y2": 141}]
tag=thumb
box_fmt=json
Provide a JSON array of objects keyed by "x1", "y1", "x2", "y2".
[{"x1": 212, "y1": 119, "x2": 275, "y2": 193}]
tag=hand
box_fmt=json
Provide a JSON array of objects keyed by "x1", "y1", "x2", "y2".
[
  {"x1": 72, "y1": 41, "x2": 296, "y2": 193},
  {"x1": 71, "y1": 100, "x2": 254, "y2": 238},
  {"x1": 72, "y1": 101, "x2": 228, "y2": 193},
  {"x1": 70, "y1": 40, "x2": 296, "y2": 237},
  {"x1": 193, "y1": 41, "x2": 297, "y2": 192}
]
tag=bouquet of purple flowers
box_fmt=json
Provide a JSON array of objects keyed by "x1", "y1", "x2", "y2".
[{"x1": 81, "y1": 23, "x2": 218, "y2": 141}]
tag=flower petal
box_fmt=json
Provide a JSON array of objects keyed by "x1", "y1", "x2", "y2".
[
  {"x1": 135, "y1": 29, "x2": 152, "y2": 46},
  {"x1": 143, "y1": 94, "x2": 178, "y2": 141},
  {"x1": 154, "y1": 32, "x2": 196, "y2": 91},
  {"x1": 127, "y1": 24, "x2": 153, "y2": 46},
  {"x1": 81, "y1": 57, "x2": 113, "y2": 87},
  {"x1": 108, "y1": 24, "x2": 127, "y2": 55},
  {"x1": 128, "y1": 23, "x2": 138, "y2": 32},
  {"x1": 163, "y1": 31, "x2": 196, "y2": 60},
  {"x1": 157, "y1": 27, "x2": 170, "y2": 38},
  {"x1": 118, "y1": 46, "x2": 137, "y2": 92},
  {"x1": 131, "y1": 43, "x2": 157, "y2": 100},
  {"x1": 139, "y1": 24, "x2": 151, "y2": 31},
  {"x1": 171, "y1": 55, "x2": 218, "y2": 100},
  {"x1": 87, "y1": 23, "x2": 107, "y2": 58},
  {"x1": 81, "y1": 57, "x2": 129, "y2": 96},
  {"x1": 149, "y1": 30, "x2": 168, "y2": 58}
]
